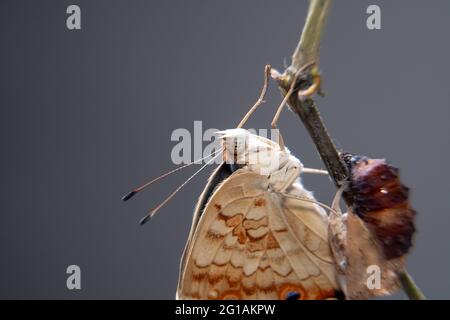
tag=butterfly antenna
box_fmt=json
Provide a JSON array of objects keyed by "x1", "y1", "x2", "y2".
[
  {"x1": 122, "y1": 149, "x2": 223, "y2": 202},
  {"x1": 139, "y1": 151, "x2": 222, "y2": 225}
]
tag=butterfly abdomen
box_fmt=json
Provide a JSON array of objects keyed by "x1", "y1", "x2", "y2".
[{"x1": 344, "y1": 155, "x2": 416, "y2": 260}]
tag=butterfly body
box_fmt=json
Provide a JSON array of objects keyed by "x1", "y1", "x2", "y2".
[{"x1": 177, "y1": 129, "x2": 340, "y2": 299}]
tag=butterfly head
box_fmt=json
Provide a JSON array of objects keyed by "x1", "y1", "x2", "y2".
[{"x1": 217, "y1": 129, "x2": 303, "y2": 188}]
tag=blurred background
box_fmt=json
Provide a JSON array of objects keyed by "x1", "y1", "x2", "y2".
[{"x1": 0, "y1": 0, "x2": 449, "y2": 299}]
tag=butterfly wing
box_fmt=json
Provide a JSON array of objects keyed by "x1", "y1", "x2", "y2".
[
  {"x1": 177, "y1": 163, "x2": 233, "y2": 296},
  {"x1": 328, "y1": 187, "x2": 404, "y2": 299},
  {"x1": 332, "y1": 208, "x2": 403, "y2": 299},
  {"x1": 177, "y1": 169, "x2": 340, "y2": 299}
]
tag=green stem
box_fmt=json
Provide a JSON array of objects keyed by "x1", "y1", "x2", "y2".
[
  {"x1": 399, "y1": 271, "x2": 426, "y2": 300},
  {"x1": 291, "y1": 0, "x2": 332, "y2": 70}
]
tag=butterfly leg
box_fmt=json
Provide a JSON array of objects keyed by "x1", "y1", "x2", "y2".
[
  {"x1": 270, "y1": 85, "x2": 294, "y2": 150},
  {"x1": 279, "y1": 165, "x2": 302, "y2": 193},
  {"x1": 237, "y1": 65, "x2": 271, "y2": 128},
  {"x1": 328, "y1": 185, "x2": 348, "y2": 275},
  {"x1": 270, "y1": 62, "x2": 319, "y2": 150},
  {"x1": 298, "y1": 66, "x2": 322, "y2": 100},
  {"x1": 271, "y1": 123, "x2": 286, "y2": 150},
  {"x1": 302, "y1": 167, "x2": 329, "y2": 175},
  {"x1": 331, "y1": 185, "x2": 346, "y2": 216}
]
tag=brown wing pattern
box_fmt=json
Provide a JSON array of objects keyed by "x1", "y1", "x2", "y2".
[{"x1": 177, "y1": 170, "x2": 339, "y2": 299}]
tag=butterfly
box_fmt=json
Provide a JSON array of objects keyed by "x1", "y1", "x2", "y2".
[
  {"x1": 123, "y1": 64, "x2": 343, "y2": 299},
  {"x1": 176, "y1": 128, "x2": 342, "y2": 299}
]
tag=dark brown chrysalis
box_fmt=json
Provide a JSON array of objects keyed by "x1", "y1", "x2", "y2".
[{"x1": 342, "y1": 153, "x2": 416, "y2": 260}]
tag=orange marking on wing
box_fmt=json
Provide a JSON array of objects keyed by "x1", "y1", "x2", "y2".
[
  {"x1": 254, "y1": 198, "x2": 266, "y2": 207},
  {"x1": 217, "y1": 212, "x2": 228, "y2": 221},
  {"x1": 226, "y1": 214, "x2": 244, "y2": 228},
  {"x1": 208, "y1": 268, "x2": 225, "y2": 284},
  {"x1": 278, "y1": 283, "x2": 307, "y2": 300},
  {"x1": 189, "y1": 292, "x2": 201, "y2": 299},
  {"x1": 242, "y1": 216, "x2": 268, "y2": 230},
  {"x1": 258, "y1": 264, "x2": 271, "y2": 271},
  {"x1": 206, "y1": 230, "x2": 226, "y2": 240},
  {"x1": 246, "y1": 227, "x2": 269, "y2": 241},
  {"x1": 266, "y1": 232, "x2": 280, "y2": 249},
  {"x1": 242, "y1": 273, "x2": 257, "y2": 295},
  {"x1": 261, "y1": 285, "x2": 278, "y2": 294},
  {"x1": 192, "y1": 266, "x2": 208, "y2": 281},
  {"x1": 225, "y1": 265, "x2": 242, "y2": 287},
  {"x1": 242, "y1": 285, "x2": 256, "y2": 296},
  {"x1": 208, "y1": 275, "x2": 225, "y2": 285},
  {"x1": 246, "y1": 239, "x2": 266, "y2": 252},
  {"x1": 319, "y1": 288, "x2": 338, "y2": 300},
  {"x1": 233, "y1": 225, "x2": 247, "y2": 244},
  {"x1": 246, "y1": 230, "x2": 268, "y2": 242},
  {"x1": 214, "y1": 203, "x2": 222, "y2": 211},
  {"x1": 220, "y1": 290, "x2": 242, "y2": 300}
]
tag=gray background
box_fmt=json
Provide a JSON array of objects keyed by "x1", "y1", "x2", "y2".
[{"x1": 0, "y1": 0, "x2": 449, "y2": 299}]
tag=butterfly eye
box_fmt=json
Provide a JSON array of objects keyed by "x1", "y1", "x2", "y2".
[{"x1": 286, "y1": 291, "x2": 301, "y2": 300}]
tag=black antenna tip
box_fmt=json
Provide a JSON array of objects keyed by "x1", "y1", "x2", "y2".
[
  {"x1": 139, "y1": 215, "x2": 151, "y2": 225},
  {"x1": 122, "y1": 190, "x2": 137, "y2": 201}
]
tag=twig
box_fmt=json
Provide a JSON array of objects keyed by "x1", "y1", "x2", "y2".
[
  {"x1": 273, "y1": 0, "x2": 349, "y2": 195},
  {"x1": 273, "y1": 0, "x2": 425, "y2": 300},
  {"x1": 291, "y1": 0, "x2": 332, "y2": 70},
  {"x1": 398, "y1": 270, "x2": 426, "y2": 300}
]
